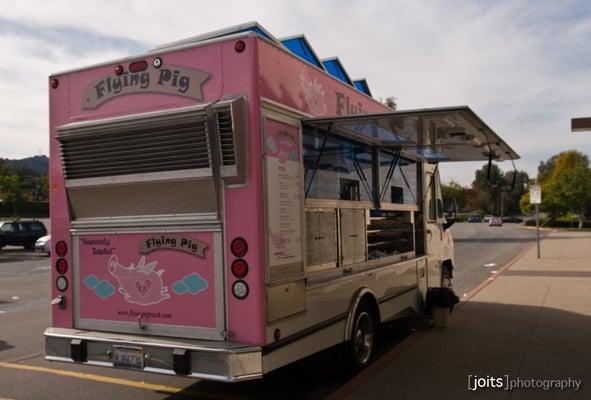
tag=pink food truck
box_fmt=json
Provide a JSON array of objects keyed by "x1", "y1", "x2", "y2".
[{"x1": 46, "y1": 22, "x2": 519, "y2": 381}]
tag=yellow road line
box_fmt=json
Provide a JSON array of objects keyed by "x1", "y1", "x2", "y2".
[
  {"x1": 0, "y1": 361, "x2": 237, "y2": 399},
  {"x1": 0, "y1": 361, "x2": 184, "y2": 394}
]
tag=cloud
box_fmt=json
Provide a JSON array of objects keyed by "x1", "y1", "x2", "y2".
[
  {"x1": 172, "y1": 273, "x2": 208, "y2": 296},
  {"x1": 0, "y1": 1, "x2": 590, "y2": 184},
  {"x1": 83, "y1": 274, "x2": 99, "y2": 289},
  {"x1": 94, "y1": 280, "x2": 116, "y2": 299},
  {"x1": 83, "y1": 274, "x2": 116, "y2": 299}
]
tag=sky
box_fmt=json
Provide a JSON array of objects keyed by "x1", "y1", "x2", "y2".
[{"x1": 0, "y1": 0, "x2": 590, "y2": 185}]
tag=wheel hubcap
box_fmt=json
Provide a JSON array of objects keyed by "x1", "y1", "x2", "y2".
[{"x1": 353, "y1": 312, "x2": 373, "y2": 364}]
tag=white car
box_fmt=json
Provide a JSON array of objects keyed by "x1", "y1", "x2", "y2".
[
  {"x1": 489, "y1": 217, "x2": 503, "y2": 227},
  {"x1": 483, "y1": 215, "x2": 494, "y2": 223},
  {"x1": 35, "y1": 235, "x2": 51, "y2": 255}
]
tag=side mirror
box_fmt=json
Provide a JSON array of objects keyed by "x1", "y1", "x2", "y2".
[{"x1": 443, "y1": 199, "x2": 457, "y2": 230}]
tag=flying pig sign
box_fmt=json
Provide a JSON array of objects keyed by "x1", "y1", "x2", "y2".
[
  {"x1": 82, "y1": 64, "x2": 210, "y2": 109},
  {"x1": 78, "y1": 232, "x2": 216, "y2": 328}
]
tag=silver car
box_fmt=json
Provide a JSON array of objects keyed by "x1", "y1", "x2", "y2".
[{"x1": 35, "y1": 235, "x2": 51, "y2": 255}]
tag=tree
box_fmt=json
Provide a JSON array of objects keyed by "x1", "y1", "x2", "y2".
[
  {"x1": 383, "y1": 96, "x2": 397, "y2": 110},
  {"x1": 519, "y1": 190, "x2": 533, "y2": 215},
  {"x1": 0, "y1": 174, "x2": 25, "y2": 214},
  {"x1": 528, "y1": 150, "x2": 591, "y2": 228},
  {"x1": 472, "y1": 163, "x2": 507, "y2": 214},
  {"x1": 503, "y1": 170, "x2": 529, "y2": 214},
  {"x1": 537, "y1": 155, "x2": 558, "y2": 184},
  {"x1": 441, "y1": 181, "x2": 467, "y2": 210}
]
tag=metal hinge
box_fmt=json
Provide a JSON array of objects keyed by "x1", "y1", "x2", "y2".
[{"x1": 221, "y1": 330, "x2": 235, "y2": 339}]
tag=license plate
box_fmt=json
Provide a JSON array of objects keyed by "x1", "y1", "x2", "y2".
[{"x1": 112, "y1": 346, "x2": 144, "y2": 369}]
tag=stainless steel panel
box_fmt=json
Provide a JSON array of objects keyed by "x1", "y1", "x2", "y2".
[
  {"x1": 59, "y1": 118, "x2": 210, "y2": 179},
  {"x1": 68, "y1": 178, "x2": 217, "y2": 219},
  {"x1": 340, "y1": 209, "x2": 366, "y2": 265},
  {"x1": 44, "y1": 328, "x2": 262, "y2": 382},
  {"x1": 267, "y1": 280, "x2": 306, "y2": 322},
  {"x1": 305, "y1": 210, "x2": 337, "y2": 267},
  {"x1": 214, "y1": 96, "x2": 247, "y2": 185}
]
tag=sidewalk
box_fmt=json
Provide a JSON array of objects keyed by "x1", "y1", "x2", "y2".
[{"x1": 345, "y1": 230, "x2": 591, "y2": 399}]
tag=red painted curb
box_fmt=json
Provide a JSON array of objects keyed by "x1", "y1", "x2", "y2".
[{"x1": 457, "y1": 244, "x2": 534, "y2": 305}]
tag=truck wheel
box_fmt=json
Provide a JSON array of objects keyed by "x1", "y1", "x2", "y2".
[
  {"x1": 24, "y1": 240, "x2": 35, "y2": 251},
  {"x1": 345, "y1": 303, "x2": 375, "y2": 372}
]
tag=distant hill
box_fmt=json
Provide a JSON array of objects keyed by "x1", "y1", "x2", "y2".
[{"x1": 4, "y1": 155, "x2": 48, "y2": 175}]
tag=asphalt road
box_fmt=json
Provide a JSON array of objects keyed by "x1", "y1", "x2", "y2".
[
  {"x1": 0, "y1": 222, "x2": 537, "y2": 399},
  {"x1": 450, "y1": 222, "x2": 538, "y2": 297}
]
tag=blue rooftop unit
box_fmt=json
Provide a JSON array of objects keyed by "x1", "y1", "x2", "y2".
[
  {"x1": 279, "y1": 35, "x2": 325, "y2": 70},
  {"x1": 353, "y1": 79, "x2": 372, "y2": 96},
  {"x1": 156, "y1": 22, "x2": 373, "y2": 97},
  {"x1": 322, "y1": 57, "x2": 353, "y2": 86}
]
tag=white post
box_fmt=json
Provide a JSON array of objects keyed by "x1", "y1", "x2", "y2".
[
  {"x1": 535, "y1": 203, "x2": 540, "y2": 259},
  {"x1": 530, "y1": 184, "x2": 542, "y2": 259}
]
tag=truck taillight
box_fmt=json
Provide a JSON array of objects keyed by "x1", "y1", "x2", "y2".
[
  {"x1": 232, "y1": 280, "x2": 249, "y2": 300},
  {"x1": 234, "y1": 40, "x2": 246, "y2": 53},
  {"x1": 55, "y1": 241, "x2": 68, "y2": 257},
  {"x1": 114, "y1": 65, "x2": 124, "y2": 76},
  {"x1": 56, "y1": 276, "x2": 68, "y2": 292},
  {"x1": 50, "y1": 78, "x2": 59, "y2": 89},
  {"x1": 56, "y1": 259, "x2": 68, "y2": 274},
  {"x1": 129, "y1": 60, "x2": 148, "y2": 73},
  {"x1": 230, "y1": 237, "x2": 248, "y2": 258},
  {"x1": 231, "y1": 259, "x2": 249, "y2": 278}
]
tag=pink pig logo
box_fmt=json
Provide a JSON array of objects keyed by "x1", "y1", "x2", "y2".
[{"x1": 108, "y1": 255, "x2": 170, "y2": 306}]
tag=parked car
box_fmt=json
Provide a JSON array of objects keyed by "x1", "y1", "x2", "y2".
[
  {"x1": 483, "y1": 215, "x2": 494, "y2": 223},
  {"x1": 468, "y1": 215, "x2": 482, "y2": 223},
  {"x1": 489, "y1": 217, "x2": 503, "y2": 227},
  {"x1": 502, "y1": 216, "x2": 524, "y2": 223},
  {"x1": 0, "y1": 220, "x2": 48, "y2": 250},
  {"x1": 35, "y1": 235, "x2": 51, "y2": 255}
]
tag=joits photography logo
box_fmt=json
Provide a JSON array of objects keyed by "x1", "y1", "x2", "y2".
[{"x1": 468, "y1": 375, "x2": 582, "y2": 392}]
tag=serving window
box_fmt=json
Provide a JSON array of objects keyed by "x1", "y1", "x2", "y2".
[
  {"x1": 378, "y1": 150, "x2": 418, "y2": 206},
  {"x1": 303, "y1": 129, "x2": 374, "y2": 202},
  {"x1": 303, "y1": 126, "x2": 418, "y2": 271}
]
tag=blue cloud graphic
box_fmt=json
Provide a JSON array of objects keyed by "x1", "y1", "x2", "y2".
[
  {"x1": 172, "y1": 281, "x2": 188, "y2": 295},
  {"x1": 94, "y1": 280, "x2": 116, "y2": 299},
  {"x1": 83, "y1": 275, "x2": 99, "y2": 289},
  {"x1": 184, "y1": 273, "x2": 208, "y2": 294},
  {"x1": 172, "y1": 273, "x2": 208, "y2": 296}
]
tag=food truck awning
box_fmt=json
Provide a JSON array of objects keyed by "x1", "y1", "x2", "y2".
[{"x1": 303, "y1": 106, "x2": 519, "y2": 162}]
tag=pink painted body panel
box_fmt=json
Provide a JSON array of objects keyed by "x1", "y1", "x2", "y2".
[
  {"x1": 257, "y1": 39, "x2": 390, "y2": 117},
  {"x1": 49, "y1": 33, "x2": 392, "y2": 346},
  {"x1": 78, "y1": 232, "x2": 215, "y2": 328}
]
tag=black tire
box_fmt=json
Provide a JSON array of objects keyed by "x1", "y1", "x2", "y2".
[
  {"x1": 344, "y1": 302, "x2": 376, "y2": 373},
  {"x1": 24, "y1": 240, "x2": 35, "y2": 251}
]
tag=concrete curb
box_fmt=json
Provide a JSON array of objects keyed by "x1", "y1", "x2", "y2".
[
  {"x1": 517, "y1": 225, "x2": 554, "y2": 232},
  {"x1": 457, "y1": 244, "x2": 533, "y2": 305}
]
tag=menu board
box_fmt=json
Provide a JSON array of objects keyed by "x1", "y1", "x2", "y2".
[{"x1": 264, "y1": 118, "x2": 303, "y2": 276}]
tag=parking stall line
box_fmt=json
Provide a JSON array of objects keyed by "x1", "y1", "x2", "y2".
[{"x1": 0, "y1": 361, "x2": 240, "y2": 399}]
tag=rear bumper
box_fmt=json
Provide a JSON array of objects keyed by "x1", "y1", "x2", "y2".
[{"x1": 44, "y1": 327, "x2": 262, "y2": 382}]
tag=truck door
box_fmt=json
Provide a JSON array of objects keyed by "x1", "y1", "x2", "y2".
[
  {"x1": 57, "y1": 98, "x2": 247, "y2": 341},
  {"x1": 424, "y1": 163, "x2": 444, "y2": 287}
]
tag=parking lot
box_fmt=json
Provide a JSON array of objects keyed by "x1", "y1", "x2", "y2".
[{"x1": 0, "y1": 222, "x2": 537, "y2": 399}]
